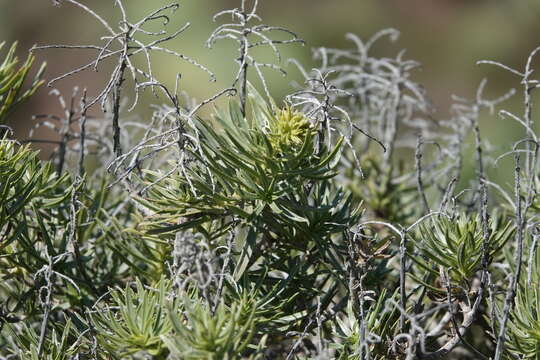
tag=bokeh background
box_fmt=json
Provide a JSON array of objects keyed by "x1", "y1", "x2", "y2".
[{"x1": 2, "y1": 0, "x2": 540, "y2": 183}]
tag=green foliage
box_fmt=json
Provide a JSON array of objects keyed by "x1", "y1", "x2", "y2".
[
  {"x1": 332, "y1": 289, "x2": 399, "y2": 360},
  {"x1": 411, "y1": 214, "x2": 514, "y2": 294},
  {"x1": 346, "y1": 157, "x2": 417, "y2": 223},
  {"x1": 3, "y1": 1, "x2": 540, "y2": 359},
  {"x1": 90, "y1": 279, "x2": 176, "y2": 358},
  {"x1": 139, "y1": 89, "x2": 345, "y2": 239},
  {"x1": 494, "y1": 251, "x2": 540, "y2": 360},
  {"x1": 104, "y1": 215, "x2": 171, "y2": 282},
  {"x1": 0, "y1": 138, "x2": 72, "y2": 311},
  {"x1": 504, "y1": 281, "x2": 540, "y2": 359},
  {"x1": 9, "y1": 319, "x2": 80, "y2": 360},
  {"x1": 0, "y1": 42, "x2": 45, "y2": 125},
  {"x1": 163, "y1": 295, "x2": 258, "y2": 360},
  {"x1": 0, "y1": 138, "x2": 69, "y2": 239}
]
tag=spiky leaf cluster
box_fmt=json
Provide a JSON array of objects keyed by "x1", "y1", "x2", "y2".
[{"x1": 0, "y1": 42, "x2": 45, "y2": 126}]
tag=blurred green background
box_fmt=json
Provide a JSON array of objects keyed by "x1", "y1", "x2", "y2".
[{"x1": 2, "y1": 0, "x2": 540, "y2": 184}]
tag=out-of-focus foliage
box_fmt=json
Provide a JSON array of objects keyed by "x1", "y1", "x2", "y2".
[{"x1": 0, "y1": 42, "x2": 44, "y2": 125}]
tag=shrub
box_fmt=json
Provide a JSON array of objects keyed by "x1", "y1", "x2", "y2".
[{"x1": 1, "y1": 1, "x2": 540, "y2": 359}]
